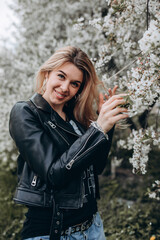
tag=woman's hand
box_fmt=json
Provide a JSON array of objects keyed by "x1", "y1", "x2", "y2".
[
  {"x1": 97, "y1": 91, "x2": 128, "y2": 133},
  {"x1": 98, "y1": 85, "x2": 118, "y2": 113}
]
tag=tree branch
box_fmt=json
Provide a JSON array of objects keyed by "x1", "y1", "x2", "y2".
[{"x1": 146, "y1": 0, "x2": 150, "y2": 30}]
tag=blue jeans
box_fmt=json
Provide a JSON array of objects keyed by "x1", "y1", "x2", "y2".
[{"x1": 24, "y1": 212, "x2": 106, "y2": 240}]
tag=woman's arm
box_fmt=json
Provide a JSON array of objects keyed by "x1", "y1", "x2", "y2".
[
  {"x1": 9, "y1": 102, "x2": 109, "y2": 189},
  {"x1": 93, "y1": 86, "x2": 118, "y2": 174}
]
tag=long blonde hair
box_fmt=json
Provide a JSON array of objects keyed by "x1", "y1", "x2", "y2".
[{"x1": 35, "y1": 46, "x2": 103, "y2": 128}]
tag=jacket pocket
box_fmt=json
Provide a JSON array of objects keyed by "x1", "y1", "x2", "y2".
[{"x1": 14, "y1": 186, "x2": 53, "y2": 207}]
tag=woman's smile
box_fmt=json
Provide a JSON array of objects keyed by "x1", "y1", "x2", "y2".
[{"x1": 54, "y1": 89, "x2": 68, "y2": 99}]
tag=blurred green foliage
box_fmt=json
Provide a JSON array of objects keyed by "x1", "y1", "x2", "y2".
[
  {"x1": 0, "y1": 155, "x2": 160, "y2": 240},
  {"x1": 0, "y1": 169, "x2": 26, "y2": 240},
  {"x1": 98, "y1": 176, "x2": 160, "y2": 239},
  {"x1": 98, "y1": 142, "x2": 160, "y2": 240}
]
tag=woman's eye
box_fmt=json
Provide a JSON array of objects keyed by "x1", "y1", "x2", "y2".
[
  {"x1": 58, "y1": 74, "x2": 65, "y2": 79},
  {"x1": 71, "y1": 82, "x2": 79, "y2": 88}
]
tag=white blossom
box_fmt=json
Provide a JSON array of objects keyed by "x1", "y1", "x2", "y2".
[
  {"x1": 149, "y1": 192, "x2": 156, "y2": 199},
  {"x1": 149, "y1": 180, "x2": 160, "y2": 200},
  {"x1": 89, "y1": 18, "x2": 102, "y2": 31},
  {"x1": 117, "y1": 126, "x2": 160, "y2": 174},
  {"x1": 138, "y1": 19, "x2": 160, "y2": 54}
]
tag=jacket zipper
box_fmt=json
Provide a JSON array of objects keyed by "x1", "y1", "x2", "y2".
[
  {"x1": 46, "y1": 121, "x2": 70, "y2": 146},
  {"x1": 66, "y1": 131, "x2": 105, "y2": 170},
  {"x1": 31, "y1": 175, "x2": 37, "y2": 186},
  {"x1": 77, "y1": 138, "x2": 104, "y2": 162},
  {"x1": 66, "y1": 130, "x2": 95, "y2": 170}
]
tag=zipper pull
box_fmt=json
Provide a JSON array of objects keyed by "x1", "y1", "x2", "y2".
[
  {"x1": 48, "y1": 121, "x2": 56, "y2": 129},
  {"x1": 66, "y1": 159, "x2": 75, "y2": 170},
  {"x1": 31, "y1": 175, "x2": 37, "y2": 186}
]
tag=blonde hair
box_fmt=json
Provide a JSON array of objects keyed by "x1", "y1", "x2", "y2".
[{"x1": 35, "y1": 46, "x2": 103, "y2": 128}]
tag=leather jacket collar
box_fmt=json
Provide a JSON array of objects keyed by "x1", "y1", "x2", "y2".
[
  {"x1": 30, "y1": 93, "x2": 86, "y2": 136},
  {"x1": 30, "y1": 92, "x2": 51, "y2": 113}
]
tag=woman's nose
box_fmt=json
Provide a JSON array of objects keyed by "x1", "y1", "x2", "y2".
[{"x1": 61, "y1": 81, "x2": 69, "y2": 92}]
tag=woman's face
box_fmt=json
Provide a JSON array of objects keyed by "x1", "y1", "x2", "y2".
[{"x1": 43, "y1": 62, "x2": 83, "y2": 112}]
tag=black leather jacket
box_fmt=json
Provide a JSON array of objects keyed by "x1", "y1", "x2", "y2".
[{"x1": 9, "y1": 93, "x2": 113, "y2": 210}]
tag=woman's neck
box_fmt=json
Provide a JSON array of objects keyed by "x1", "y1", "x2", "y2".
[{"x1": 55, "y1": 109, "x2": 67, "y2": 121}]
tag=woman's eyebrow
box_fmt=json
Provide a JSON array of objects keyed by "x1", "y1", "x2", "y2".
[{"x1": 57, "y1": 70, "x2": 67, "y2": 76}]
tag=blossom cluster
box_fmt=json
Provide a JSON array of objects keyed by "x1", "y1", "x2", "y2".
[
  {"x1": 117, "y1": 127, "x2": 160, "y2": 174},
  {"x1": 118, "y1": 129, "x2": 150, "y2": 174},
  {"x1": 129, "y1": 130, "x2": 150, "y2": 175},
  {"x1": 126, "y1": 14, "x2": 160, "y2": 116},
  {"x1": 90, "y1": 0, "x2": 149, "y2": 68},
  {"x1": 138, "y1": 14, "x2": 160, "y2": 54},
  {"x1": 74, "y1": 0, "x2": 149, "y2": 71},
  {"x1": 127, "y1": 55, "x2": 160, "y2": 116},
  {"x1": 148, "y1": 180, "x2": 160, "y2": 200}
]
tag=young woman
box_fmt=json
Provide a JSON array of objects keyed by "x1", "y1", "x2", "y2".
[{"x1": 9, "y1": 46, "x2": 128, "y2": 240}]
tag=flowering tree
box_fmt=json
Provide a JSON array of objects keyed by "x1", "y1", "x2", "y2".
[{"x1": 77, "y1": 0, "x2": 160, "y2": 199}]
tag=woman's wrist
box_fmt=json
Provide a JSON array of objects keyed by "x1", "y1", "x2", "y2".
[{"x1": 90, "y1": 121, "x2": 109, "y2": 140}]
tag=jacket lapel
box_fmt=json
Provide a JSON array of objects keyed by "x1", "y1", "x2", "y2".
[{"x1": 30, "y1": 93, "x2": 86, "y2": 136}]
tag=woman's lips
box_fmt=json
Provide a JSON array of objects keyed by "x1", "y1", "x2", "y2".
[{"x1": 55, "y1": 90, "x2": 67, "y2": 99}]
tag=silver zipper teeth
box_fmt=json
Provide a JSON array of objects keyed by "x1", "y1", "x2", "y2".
[
  {"x1": 75, "y1": 138, "x2": 104, "y2": 162},
  {"x1": 31, "y1": 175, "x2": 37, "y2": 186},
  {"x1": 66, "y1": 129, "x2": 95, "y2": 170},
  {"x1": 46, "y1": 121, "x2": 70, "y2": 146},
  {"x1": 66, "y1": 138, "x2": 105, "y2": 170}
]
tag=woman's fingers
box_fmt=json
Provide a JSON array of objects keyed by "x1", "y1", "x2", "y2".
[
  {"x1": 102, "y1": 99, "x2": 127, "y2": 112},
  {"x1": 104, "y1": 85, "x2": 118, "y2": 100},
  {"x1": 108, "y1": 88, "x2": 112, "y2": 97},
  {"x1": 112, "y1": 85, "x2": 118, "y2": 95},
  {"x1": 109, "y1": 107, "x2": 128, "y2": 117},
  {"x1": 108, "y1": 86, "x2": 118, "y2": 97},
  {"x1": 103, "y1": 93, "x2": 128, "y2": 106},
  {"x1": 97, "y1": 107, "x2": 128, "y2": 133},
  {"x1": 101, "y1": 107, "x2": 128, "y2": 120},
  {"x1": 106, "y1": 108, "x2": 128, "y2": 125},
  {"x1": 111, "y1": 112, "x2": 129, "y2": 124},
  {"x1": 97, "y1": 91, "x2": 129, "y2": 132},
  {"x1": 104, "y1": 93, "x2": 109, "y2": 100}
]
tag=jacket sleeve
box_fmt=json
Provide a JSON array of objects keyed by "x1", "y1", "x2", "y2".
[
  {"x1": 9, "y1": 102, "x2": 111, "y2": 189},
  {"x1": 93, "y1": 126, "x2": 114, "y2": 175}
]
